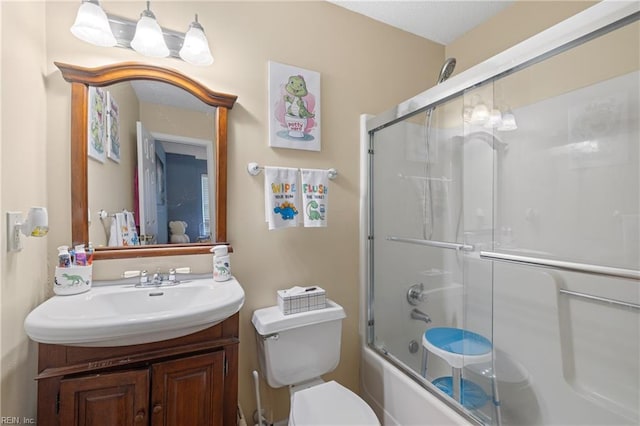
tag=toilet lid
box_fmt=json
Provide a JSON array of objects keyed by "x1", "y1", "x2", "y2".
[{"x1": 290, "y1": 381, "x2": 379, "y2": 425}]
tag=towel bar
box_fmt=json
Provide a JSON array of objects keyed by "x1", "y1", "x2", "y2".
[
  {"x1": 559, "y1": 289, "x2": 640, "y2": 310},
  {"x1": 247, "y1": 162, "x2": 337, "y2": 180},
  {"x1": 479, "y1": 251, "x2": 640, "y2": 281},
  {"x1": 387, "y1": 236, "x2": 474, "y2": 252}
]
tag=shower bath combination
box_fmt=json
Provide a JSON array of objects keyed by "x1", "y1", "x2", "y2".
[{"x1": 363, "y1": 4, "x2": 639, "y2": 425}]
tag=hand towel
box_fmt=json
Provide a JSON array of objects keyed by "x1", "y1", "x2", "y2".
[
  {"x1": 265, "y1": 167, "x2": 300, "y2": 230},
  {"x1": 300, "y1": 168, "x2": 330, "y2": 227},
  {"x1": 123, "y1": 211, "x2": 140, "y2": 245},
  {"x1": 108, "y1": 211, "x2": 140, "y2": 246},
  {"x1": 108, "y1": 212, "x2": 125, "y2": 246}
]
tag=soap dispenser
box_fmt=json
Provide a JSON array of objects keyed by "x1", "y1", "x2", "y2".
[{"x1": 211, "y1": 245, "x2": 231, "y2": 282}]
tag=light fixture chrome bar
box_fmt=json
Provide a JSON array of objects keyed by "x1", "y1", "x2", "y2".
[
  {"x1": 107, "y1": 14, "x2": 184, "y2": 59},
  {"x1": 387, "y1": 236, "x2": 474, "y2": 252},
  {"x1": 559, "y1": 289, "x2": 640, "y2": 310},
  {"x1": 479, "y1": 251, "x2": 640, "y2": 281}
]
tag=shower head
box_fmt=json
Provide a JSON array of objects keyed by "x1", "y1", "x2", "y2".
[{"x1": 437, "y1": 57, "x2": 456, "y2": 84}]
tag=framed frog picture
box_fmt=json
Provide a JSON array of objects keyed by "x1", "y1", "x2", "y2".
[{"x1": 268, "y1": 61, "x2": 321, "y2": 151}]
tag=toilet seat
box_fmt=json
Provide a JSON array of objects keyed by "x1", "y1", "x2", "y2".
[{"x1": 289, "y1": 381, "x2": 379, "y2": 425}]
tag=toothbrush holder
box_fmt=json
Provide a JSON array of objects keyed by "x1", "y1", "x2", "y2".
[{"x1": 54, "y1": 265, "x2": 92, "y2": 295}]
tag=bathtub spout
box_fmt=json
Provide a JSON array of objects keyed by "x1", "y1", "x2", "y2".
[{"x1": 410, "y1": 308, "x2": 432, "y2": 324}]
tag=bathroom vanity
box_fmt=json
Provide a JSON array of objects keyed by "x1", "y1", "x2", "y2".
[
  {"x1": 34, "y1": 313, "x2": 239, "y2": 426},
  {"x1": 37, "y1": 61, "x2": 242, "y2": 425}
]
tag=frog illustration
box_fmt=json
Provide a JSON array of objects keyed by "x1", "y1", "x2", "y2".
[{"x1": 284, "y1": 75, "x2": 315, "y2": 119}]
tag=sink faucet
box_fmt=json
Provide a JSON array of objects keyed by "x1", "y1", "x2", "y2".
[
  {"x1": 133, "y1": 268, "x2": 190, "y2": 287},
  {"x1": 151, "y1": 269, "x2": 163, "y2": 285},
  {"x1": 150, "y1": 268, "x2": 177, "y2": 285}
]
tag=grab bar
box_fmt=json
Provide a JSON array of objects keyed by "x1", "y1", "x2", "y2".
[
  {"x1": 479, "y1": 251, "x2": 640, "y2": 281},
  {"x1": 559, "y1": 289, "x2": 640, "y2": 310},
  {"x1": 387, "y1": 236, "x2": 474, "y2": 252}
]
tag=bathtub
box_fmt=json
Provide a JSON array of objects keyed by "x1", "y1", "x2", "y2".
[{"x1": 360, "y1": 346, "x2": 471, "y2": 426}]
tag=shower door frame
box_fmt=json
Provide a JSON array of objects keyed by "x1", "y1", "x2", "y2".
[{"x1": 362, "y1": 1, "x2": 640, "y2": 423}]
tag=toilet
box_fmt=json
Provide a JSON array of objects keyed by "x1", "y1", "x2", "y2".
[{"x1": 252, "y1": 300, "x2": 379, "y2": 425}]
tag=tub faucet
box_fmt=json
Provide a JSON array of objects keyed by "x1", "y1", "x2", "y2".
[{"x1": 410, "y1": 308, "x2": 431, "y2": 324}]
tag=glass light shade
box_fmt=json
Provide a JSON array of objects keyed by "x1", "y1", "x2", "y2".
[
  {"x1": 484, "y1": 108, "x2": 503, "y2": 128},
  {"x1": 462, "y1": 105, "x2": 473, "y2": 123},
  {"x1": 130, "y1": 12, "x2": 170, "y2": 58},
  {"x1": 70, "y1": 1, "x2": 116, "y2": 47},
  {"x1": 179, "y1": 20, "x2": 214, "y2": 66},
  {"x1": 498, "y1": 111, "x2": 518, "y2": 131},
  {"x1": 470, "y1": 102, "x2": 489, "y2": 124}
]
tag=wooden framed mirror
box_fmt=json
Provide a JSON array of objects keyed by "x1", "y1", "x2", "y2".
[{"x1": 56, "y1": 62, "x2": 237, "y2": 259}]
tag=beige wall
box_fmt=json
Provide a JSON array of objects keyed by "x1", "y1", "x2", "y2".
[
  {"x1": 1, "y1": 1, "x2": 48, "y2": 420},
  {"x1": 0, "y1": 0, "x2": 608, "y2": 422},
  {"x1": 446, "y1": 0, "x2": 597, "y2": 73}
]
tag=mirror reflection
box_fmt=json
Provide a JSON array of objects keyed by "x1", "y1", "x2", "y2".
[{"x1": 88, "y1": 80, "x2": 216, "y2": 247}]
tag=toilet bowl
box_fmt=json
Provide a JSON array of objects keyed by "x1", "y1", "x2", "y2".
[
  {"x1": 289, "y1": 380, "x2": 379, "y2": 425},
  {"x1": 252, "y1": 300, "x2": 379, "y2": 425}
]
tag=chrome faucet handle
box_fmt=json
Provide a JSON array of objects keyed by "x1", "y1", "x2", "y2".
[
  {"x1": 169, "y1": 267, "x2": 191, "y2": 283},
  {"x1": 152, "y1": 268, "x2": 162, "y2": 284},
  {"x1": 407, "y1": 283, "x2": 425, "y2": 306}
]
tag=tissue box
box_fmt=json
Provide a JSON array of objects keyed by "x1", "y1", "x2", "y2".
[
  {"x1": 54, "y1": 265, "x2": 92, "y2": 295},
  {"x1": 277, "y1": 286, "x2": 326, "y2": 315}
]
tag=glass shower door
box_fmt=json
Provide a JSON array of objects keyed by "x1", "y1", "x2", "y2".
[
  {"x1": 369, "y1": 90, "x2": 497, "y2": 423},
  {"x1": 367, "y1": 8, "x2": 639, "y2": 426}
]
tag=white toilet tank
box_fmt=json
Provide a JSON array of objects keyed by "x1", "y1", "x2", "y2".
[{"x1": 252, "y1": 300, "x2": 346, "y2": 388}]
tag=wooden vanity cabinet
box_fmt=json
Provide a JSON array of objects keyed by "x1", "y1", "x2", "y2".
[
  {"x1": 35, "y1": 313, "x2": 239, "y2": 426},
  {"x1": 59, "y1": 369, "x2": 150, "y2": 425}
]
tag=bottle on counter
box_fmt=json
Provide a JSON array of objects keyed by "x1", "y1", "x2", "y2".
[{"x1": 211, "y1": 245, "x2": 231, "y2": 282}]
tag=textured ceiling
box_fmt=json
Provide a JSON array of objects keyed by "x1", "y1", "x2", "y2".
[
  {"x1": 329, "y1": 0, "x2": 513, "y2": 45},
  {"x1": 131, "y1": 80, "x2": 215, "y2": 113}
]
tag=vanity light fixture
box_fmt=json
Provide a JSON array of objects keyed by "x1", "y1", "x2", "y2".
[
  {"x1": 6, "y1": 208, "x2": 49, "y2": 252},
  {"x1": 179, "y1": 14, "x2": 214, "y2": 66},
  {"x1": 484, "y1": 108, "x2": 503, "y2": 129},
  {"x1": 470, "y1": 101, "x2": 490, "y2": 125},
  {"x1": 497, "y1": 109, "x2": 518, "y2": 131},
  {"x1": 70, "y1": 0, "x2": 214, "y2": 66},
  {"x1": 464, "y1": 95, "x2": 518, "y2": 131},
  {"x1": 130, "y1": 1, "x2": 169, "y2": 58},
  {"x1": 70, "y1": 0, "x2": 117, "y2": 47}
]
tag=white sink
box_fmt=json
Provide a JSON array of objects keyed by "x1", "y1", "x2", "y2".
[{"x1": 24, "y1": 276, "x2": 244, "y2": 347}]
